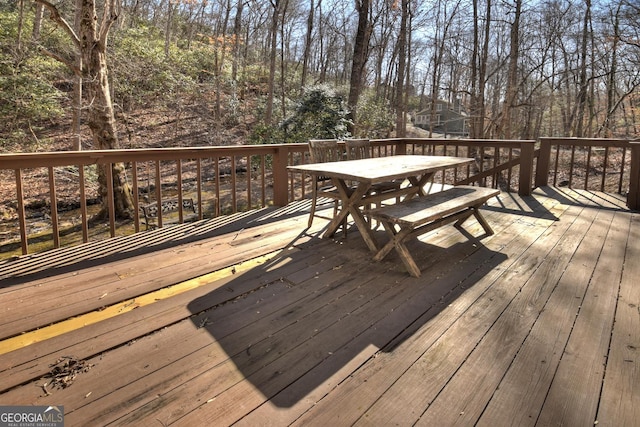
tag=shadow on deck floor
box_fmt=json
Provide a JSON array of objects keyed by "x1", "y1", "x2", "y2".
[{"x1": 0, "y1": 187, "x2": 637, "y2": 426}]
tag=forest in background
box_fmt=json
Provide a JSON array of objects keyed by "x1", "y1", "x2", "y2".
[{"x1": 1, "y1": 0, "x2": 639, "y2": 155}]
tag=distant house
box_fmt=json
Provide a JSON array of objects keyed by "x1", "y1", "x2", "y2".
[{"x1": 414, "y1": 99, "x2": 469, "y2": 136}]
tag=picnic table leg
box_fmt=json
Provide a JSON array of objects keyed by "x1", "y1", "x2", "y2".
[
  {"x1": 405, "y1": 171, "x2": 436, "y2": 200},
  {"x1": 323, "y1": 180, "x2": 380, "y2": 250}
]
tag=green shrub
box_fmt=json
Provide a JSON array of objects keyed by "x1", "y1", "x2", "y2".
[
  {"x1": 280, "y1": 85, "x2": 352, "y2": 143},
  {"x1": 355, "y1": 91, "x2": 394, "y2": 138},
  {"x1": 0, "y1": 11, "x2": 66, "y2": 150}
]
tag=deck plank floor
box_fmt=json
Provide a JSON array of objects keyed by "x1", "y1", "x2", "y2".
[{"x1": 0, "y1": 187, "x2": 638, "y2": 426}]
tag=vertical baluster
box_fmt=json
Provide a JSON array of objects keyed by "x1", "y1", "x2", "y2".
[
  {"x1": 618, "y1": 147, "x2": 626, "y2": 194},
  {"x1": 288, "y1": 152, "x2": 295, "y2": 201},
  {"x1": 15, "y1": 169, "x2": 28, "y2": 255},
  {"x1": 78, "y1": 165, "x2": 88, "y2": 243},
  {"x1": 466, "y1": 145, "x2": 472, "y2": 182},
  {"x1": 585, "y1": 146, "x2": 592, "y2": 190},
  {"x1": 507, "y1": 147, "x2": 513, "y2": 191},
  {"x1": 553, "y1": 144, "x2": 560, "y2": 186},
  {"x1": 48, "y1": 166, "x2": 60, "y2": 248},
  {"x1": 441, "y1": 142, "x2": 448, "y2": 186},
  {"x1": 454, "y1": 145, "x2": 460, "y2": 183},
  {"x1": 106, "y1": 163, "x2": 116, "y2": 237},
  {"x1": 131, "y1": 161, "x2": 140, "y2": 233},
  {"x1": 214, "y1": 157, "x2": 221, "y2": 216},
  {"x1": 493, "y1": 147, "x2": 499, "y2": 188},
  {"x1": 479, "y1": 146, "x2": 485, "y2": 187},
  {"x1": 601, "y1": 146, "x2": 609, "y2": 192},
  {"x1": 177, "y1": 159, "x2": 184, "y2": 223},
  {"x1": 246, "y1": 155, "x2": 252, "y2": 210},
  {"x1": 231, "y1": 156, "x2": 237, "y2": 213},
  {"x1": 261, "y1": 153, "x2": 266, "y2": 206},
  {"x1": 568, "y1": 145, "x2": 576, "y2": 188},
  {"x1": 196, "y1": 158, "x2": 203, "y2": 219},
  {"x1": 154, "y1": 160, "x2": 162, "y2": 228}
]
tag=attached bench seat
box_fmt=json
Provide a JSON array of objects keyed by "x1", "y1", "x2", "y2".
[{"x1": 366, "y1": 185, "x2": 500, "y2": 277}]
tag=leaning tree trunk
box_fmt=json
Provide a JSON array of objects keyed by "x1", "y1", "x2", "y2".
[
  {"x1": 78, "y1": 0, "x2": 134, "y2": 219},
  {"x1": 84, "y1": 49, "x2": 134, "y2": 219},
  {"x1": 37, "y1": 0, "x2": 135, "y2": 219}
]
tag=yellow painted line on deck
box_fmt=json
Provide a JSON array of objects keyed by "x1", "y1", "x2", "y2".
[{"x1": 0, "y1": 250, "x2": 283, "y2": 355}]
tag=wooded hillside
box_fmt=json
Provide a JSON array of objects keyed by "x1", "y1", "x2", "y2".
[{"x1": 1, "y1": 0, "x2": 639, "y2": 154}]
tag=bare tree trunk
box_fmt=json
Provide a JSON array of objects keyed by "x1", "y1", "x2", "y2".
[
  {"x1": 214, "y1": 0, "x2": 232, "y2": 125},
  {"x1": 469, "y1": 0, "x2": 479, "y2": 138},
  {"x1": 348, "y1": 0, "x2": 371, "y2": 135},
  {"x1": 17, "y1": 0, "x2": 25, "y2": 50},
  {"x1": 301, "y1": 0, "x2": 315, "y2": 88},
  {"x1": 478, "y1": 0, "x2": 491, "y2": 137},
  {"x1": 164, "y1": 0, "x2": 174, "y2": 57},
  {"x1": 428, "y1": 0, "x2": 461, "y2": 138},
  {"x1": 572, "y1": 0, "x2": 591, "y2": 137},
  {"x1": 404, "y1": 8, "x2": 412, "y2": 135},
  {"x1": 279, "y1": 0, "x2": 289, "y2": 119},
  {"x1": 80, "y1": 0, "x2": 134, "y2": 217},
  {"x1": 232, "y1": 0, "x2": 244, "y2": 82},
  {"x1": 469, "y1": 0, "x2": 490, "y2": 138},
  {"x1": 72, "y1": 0, "x2": 82, "y2": 151},
  {"x1": 499, "y1": 0, "x2": 521, "y2": 139},
  {"x1": 265, "y1": 0, "x2": 281, "y2": 125},
  {"x1": 395, "y1": 0, "x2": 408, "y2": 138},
  {"x1": 32, "y1": 2, "x2": 44, "y2": 40}
]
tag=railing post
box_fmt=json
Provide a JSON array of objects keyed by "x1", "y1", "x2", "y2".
[
  {"x1": 272, "y1": 145, "x2": 289, "y2": 207},
  {"x1": 535, "y1": 138, "x2": 552, "y2": 188},
  {"x1": 628, "y1": 141, "x2": 640, "y2": 211},
  {"x1": 518, "y1": 141, "x2": 535, "y2": 196},
  {"x1": 396, "y1": 139, "x2": 408, "y2": 155}
]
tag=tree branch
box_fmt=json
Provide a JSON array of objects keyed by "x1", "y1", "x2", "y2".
[
  {"x1": 39, "y1": 47, "x2": 81, "y2": 75},
  {"x1": 99, "y1": 0, "x2": 121, "y2": 46},
  {"x1": 34, "y1": 0, "x2": 81, "y2": 49}
]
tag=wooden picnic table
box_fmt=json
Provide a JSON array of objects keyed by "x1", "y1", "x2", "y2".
[{"x1": 289, "y1": 155, "x2": 475, "y2": 253}]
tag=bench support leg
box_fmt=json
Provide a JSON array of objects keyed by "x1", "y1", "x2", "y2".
[
  {"x1": 453, "y1": 206, "x2": 494, "y2": 236},
  {"x1": 472, "y1": 207, "x2": 495, "y2": 235},
  {"x1": 374, "y1": 205, "x2": 495, "y2": 278}
]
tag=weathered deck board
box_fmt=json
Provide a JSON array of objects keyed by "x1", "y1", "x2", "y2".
[
  {"x1": 420, "y1": 200, "x2": 612, "y2": 425},
  {"x1": 474, "y1": 206, "x2": 618, "y2": 426},
  {"x1": 0, "y1": 215, "x2": 313, "y2": 340},
  {"x1": 290, "y1": 189, "x2": 576, "y2": 426},
  {"x1": 0, "y1": 187, "x2": 637, "y2": 427},
  {"x1": 597, "y1": 213, "x2": 640, "y2": 424},
  {"x1": 80, "y1": 203, "x2": 509, "y2": 426},
  {"x1": 536, "y1": 207, "x2": 630, "y2": 426}
]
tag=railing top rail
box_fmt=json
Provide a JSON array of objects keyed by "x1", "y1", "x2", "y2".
[
  {"x1": 393, "y1": 138, "x2": 536, "y2": 146},
  {"x1": 539, "y1": 137, "x2": 631, "y2": 147},
  {"x1": 0, "y1": 144, "x2": 312, "y2": 170},
  {"x1": 0, "y1": 138, "x2": 555, "y2": 171}
]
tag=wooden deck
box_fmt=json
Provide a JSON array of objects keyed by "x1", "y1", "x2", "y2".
[{"x1": 0, "y1": 187, "x2": 638, "y2": 426}]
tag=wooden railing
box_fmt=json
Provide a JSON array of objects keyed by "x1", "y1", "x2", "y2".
[
  {"x1": 628, "y1": 142, "x2": 640, "y2": 211},
  {"x1": 393, "y1": 139, "x2": 536, "y2": 195},
  {"x1": 0, "y1": 145, "x2": 300, "y2": 256},
  {"x1": 0, "y1": 137, "x2": 637, "y2": 257},
  {"x1": 535, "y1": 138, "x2": 633, "y2": 193}
]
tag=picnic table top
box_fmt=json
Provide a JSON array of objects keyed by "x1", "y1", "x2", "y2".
[{"x1": 288, "y1": 155, "x2": 474, "y2": 182}]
